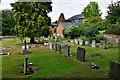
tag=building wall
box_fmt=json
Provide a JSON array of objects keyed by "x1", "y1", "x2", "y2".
[
  {"x1": 50, "y1": 26, "x2": 57, "y2": 34},
  {"x1": 56, "y1": 23, "x2": 64, "y2": 36}
]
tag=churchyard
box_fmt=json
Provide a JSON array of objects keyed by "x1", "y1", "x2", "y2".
[{"x1": 1, "y1": 37, "x2": 119, "y2": 78}]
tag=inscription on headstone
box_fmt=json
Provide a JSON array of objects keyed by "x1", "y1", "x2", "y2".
[{"x1": 76, "y1": 47, "x2": 85, "y2": 62}]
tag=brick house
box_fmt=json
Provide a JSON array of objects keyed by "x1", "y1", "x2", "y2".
[{"x1": 50, "y1": 13, "x2": 84, "y2": 37}]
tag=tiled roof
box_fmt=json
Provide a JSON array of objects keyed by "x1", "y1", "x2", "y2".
[
  {"x1": 67, "y1": 14, "x2": 84, "y2": 21},
  {"x1": 61, "y1": 21, "x2": 80, "y2": 28}
]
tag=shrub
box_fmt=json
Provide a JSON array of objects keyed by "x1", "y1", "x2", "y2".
[{"x1": 95, "y1": 34, "x2": 106, "y2": 43}]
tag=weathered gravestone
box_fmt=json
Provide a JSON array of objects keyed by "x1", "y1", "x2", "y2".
[
  {"x1": 58, "y1": 44, "x2": 61, "y2": 54},
  {"x1": 75, "y1": 38, "x2": 79, "y2": 44},
  {"x1": 100, "y1": 40, "x2": 106, "y2": 50},
  {"x1": 57, "y1": 43, "x2": 61, "y2": 54},
  {"x1": 49, "y1": 42, "x2": 52, "y2": 50},
  {"x1": 64, "y1": 45, "x2": 70, "y2": 57},
  {"x1": 108, "y1": 61, "x2": 120, "y2": 79},
  {"x1": 52, "y1": 43, "x2": 54, "y2": 50},
  {"x1": 92, "y1": 40, "x2": 96, "y2": 48},
  {"x1": 85, "y1": 41, "x2": 89, "y2": 46},
  {"x1": 76, "y1": 47, "x2": 85, "y2": 62},
  {"x1": 78, "y1": 39, "x2": 83, "y2": 46},
  {"x1": 54, "y1": 42, "x2": 58, "y2": 51}
]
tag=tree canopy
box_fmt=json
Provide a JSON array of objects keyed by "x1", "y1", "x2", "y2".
[
  {"x1": 82, "y1": 1, "x2": 102, "y2": 21},
  {"x1": 11, "y1": 1, "x2": 52, "y2": 42},
  {"x1": 106, "y1": 1, "x2": 120, "y2": 24},
  {"x1": 2, "y1": 9, "x2": 15, "y2": 36}
]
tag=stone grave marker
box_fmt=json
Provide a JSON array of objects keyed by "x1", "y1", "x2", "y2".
[
  {"x1": 64, "y1": 45, "x2": 70, "y2": 57},
  {"x1": 57, "y1": 43, "x2": 61, "y2": 54},
  {"x1": 52, "y1": 43, "x2": 54, "y2": 50},
  {"x1": 78, "y1": 39, "x2": 83, "y2": 46},
  {"x1": 85, "y1": 41, "x2": 89, "y2": 46},
  {"x1": 75, "y1": 38, "x2": 79, "y2": 44},
  {"x1": 76, "y1": 47, "x2": 85, "y2": 62},
  {"x1": 92, "y1": 40, "x2": 96, "y2": 48},
  {"x1": 49, "y1": 42, "x2": 52, "y2": 50},
  {"x1": 100, "y1": 40, "x2": 106, "y2": 49},
  {"x1": 108, "y1": 61, "x2": 120, "y2": 79}
]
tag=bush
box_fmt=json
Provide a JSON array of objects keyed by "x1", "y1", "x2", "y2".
[
  {"x1": 63, "y1": 26, "x2": 81, "y2": 39},
  {"x1": 95, "y1": 34, "x2": 106, "y2": 43},
  {"x1": 105, "y1": 24, "x2": 120, "y2": 35}
]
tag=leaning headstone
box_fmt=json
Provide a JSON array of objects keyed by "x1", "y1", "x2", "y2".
[
  {"x1": 76, "y1": 47, "x2": 85, "y2": 62},
  {"x1": 108, "y1": 61, "x2": 120, "y2": 79},
  {"x1": 92, "y1": 40, "x2": 96, "y2": 48},
  {"x1": 85, "y1": 41, "x2": 89, "y2": 46},
  {"x1": 75, "y1": 39, "x2": 79, "y2": 44},
  {"x1": 78, "y1": 39, "x2": 83, "y2": 46},
  {"x1": 64, "y1": 45, "x2": 70, "y2": 57},
  {"x1": 24, "y1": 55, "x2": 28, "y2": 75}
]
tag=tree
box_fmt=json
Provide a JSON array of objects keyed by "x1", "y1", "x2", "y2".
[
  {"x1": 106, "y1": 1, "x2": 120, "y2": 24},
  {"x1": 82, "y1": 1, "x2": 102, "y2": 21},
  {"x1": 11, "y1": 1, "x2": 52, "y2": 43},
  {"x1": 2, "y1": 9, "x2": 15, "y2": 36},
  {"x1": 63, "y1": 26, "x2": 81, "y2": 39}
]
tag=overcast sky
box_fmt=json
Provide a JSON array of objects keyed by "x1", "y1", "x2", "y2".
[{"x1": 0, "y1": 0, "x2": 119, "y2": 22}]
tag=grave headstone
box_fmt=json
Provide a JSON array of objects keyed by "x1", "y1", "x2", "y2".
[
  {"x1": 49, "y1": 42, "x2": 52, "y2": 50},
  {"x1": 108, "y1": 61, "x2": 120, "y2": 79},
  {"x1": 76, "y1": 47, "x2": 85, "y2": 62},
  {"x1": 85, "y1": 41, "x2": 89, "y2": 46},
  {"x1": 64, "y1": 45, "x2": 70, "y2": 57},
  {"x1": 92, "y1": 40, "x2": 96, "y2": 48},
  {"x1": 75, "y1": 39, "x2": 79, "y2": 44},
  {"x1": 70, "y1": 40, "x2": 74, "y2": 43},
  {"x1": 54, "y1": 42, "x2": 58, "y2": 51},
  {"x1": 78, "y1": 39, "x2": 83, "y2": 46},
  {"x1": 57, "y1": 43, "x2": 61, "y2": 54},
  {"x1": 100, "y1": 40, "x2": 106, "y2": 50},
  {"x1": 52, "y1": 43, "x2": 54, "y2": 50}
]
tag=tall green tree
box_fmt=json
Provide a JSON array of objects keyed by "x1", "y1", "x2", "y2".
[
  {"x1": 106, "y1": 1, "x2": 120, "y2": 24},
  {"x1": 2, "y1": 9, "x2": 15, "y2": 36},
  {"x1": 82, "y1": 1, "x2": 102, "y2": 21},
  {"x1": 11, "y1": 1, "x2": 52, "y2": 43}
]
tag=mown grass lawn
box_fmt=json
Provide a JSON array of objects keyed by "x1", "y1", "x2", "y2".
[{"x1": 1, "y1": 38, "x2": 119, "y2": 78}]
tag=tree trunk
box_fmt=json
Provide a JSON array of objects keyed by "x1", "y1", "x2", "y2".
[{"x1": 30, "y1": 37, "x2": 34, "y2": 44}]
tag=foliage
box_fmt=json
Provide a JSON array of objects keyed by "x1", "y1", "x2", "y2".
[
  {"x1": 80, "y1": 23, "x2": 99, "y2": 37},
  {"x1": 105, "y1": 24, "x2": 120, "y2": 35},
  {"x1": 95, "y1": 34, "x2": 106, "y2": 43},
  {"x1": 63, "y1": 26, "x2": 81, "y2": 39},
  {"x1": 11, "y1": 2, "x2": 52, "y2": 39},
  {"x1": 2, "y1": 9, "x2": 15, "y2": 36},
  {"x1": 106, "y1": 1, "x2": 120, "y2": 24},
  {"x1": 82, "y1": 1, "x2": 102, "y2": 21}
]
